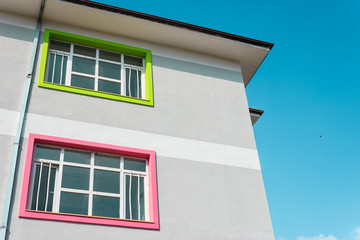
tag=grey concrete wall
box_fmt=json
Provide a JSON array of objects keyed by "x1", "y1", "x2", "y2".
[
  {"x1": 0, "y1": 18, "x2": 274, "y2": 240},
  {"x1": 0, "y1": 22, "x2": 34, "y2": 111},
  {"x1": 28, "y1": 50, "x2": 256, "y2": 150},
  {"x1": 0, "y1": 22, "x2": 35, "y2": 225},
  {"x1": 0, "y1": 21, "x2": 256, "y2": 150},
  {"x1": 0, "y1": 135, "x2": 16, "y2": 220}
]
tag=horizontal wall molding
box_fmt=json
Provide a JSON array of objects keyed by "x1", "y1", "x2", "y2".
[{"x1": 0, "y1": 108, "x2": 261, "y2": 170}]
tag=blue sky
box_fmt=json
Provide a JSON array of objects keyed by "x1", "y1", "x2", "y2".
[{"x1": 95, "y1": 0, "x2": 360, "y2": 239}]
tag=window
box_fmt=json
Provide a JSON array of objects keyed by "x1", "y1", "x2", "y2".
[
  {"x1": 38, "y1": 29, "x2": 154, "y2": 106},
  {"x1": 20, "y1": 134, "x2": 159, "y2": 229}
]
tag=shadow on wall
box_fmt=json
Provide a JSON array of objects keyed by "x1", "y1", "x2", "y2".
[
  {"x1": 0, "y1": 22, "x2": 35, "y2": 42},
  {"x1": 152, "y1": 55, "x2": 243, "y2": 84},
  {"x1": 0, "y1": 22, "x2": 243, "y2": 84}
]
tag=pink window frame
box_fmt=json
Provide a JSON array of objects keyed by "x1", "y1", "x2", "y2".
[{"x1": 19, "y1": 133, "x2": 159, "y2": 230}]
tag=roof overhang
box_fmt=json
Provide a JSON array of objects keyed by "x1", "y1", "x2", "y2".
[
  {"x1": 0, "y1": 0, "x2": 273, "y2": 86},
  {"x1": 249, "y1": 108, "x2": 264, "y2": 125}
]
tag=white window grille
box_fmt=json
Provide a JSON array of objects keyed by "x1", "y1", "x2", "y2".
[
  {"x1": 28, "y1": 145, "x2": 149, "y2": 221},
  {"x1": 45, "y1": 40, "x2": 145, "y2": 99}
]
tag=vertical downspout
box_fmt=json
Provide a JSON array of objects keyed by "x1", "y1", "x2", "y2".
[{"x1": 0, "y1": 0, "x2": 46, "y2": 239}]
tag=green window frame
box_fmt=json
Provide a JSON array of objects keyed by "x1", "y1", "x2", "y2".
[{"x1": 38, "y1": 29, "x2": 154, "y2": 106}]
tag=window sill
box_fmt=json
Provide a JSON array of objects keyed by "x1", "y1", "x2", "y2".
[
  {"x1": 20, "y1": 209, "x2": 159, "y2": 229},
  {"x1": 38, "y1": 81, "x2": 153, "y2": 106}
]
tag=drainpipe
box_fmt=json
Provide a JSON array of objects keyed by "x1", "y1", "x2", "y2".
[{"x1": 0, "y1": 0, "x2": 46, "y2": 239}]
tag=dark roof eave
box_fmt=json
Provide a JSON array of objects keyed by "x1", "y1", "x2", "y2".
[
  {"x1": 61, "y1": 0, "x2": 274, "y2": 50},
  {"x1": 249, "y1": 108, "x2": 264, "y2": 116}
]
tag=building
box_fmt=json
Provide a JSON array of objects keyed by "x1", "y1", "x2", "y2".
[{"x1": 0, "y1": 0, "x2": 274, "y2": 239}]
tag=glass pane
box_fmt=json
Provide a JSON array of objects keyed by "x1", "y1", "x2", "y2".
[
  {"x1": 99, "y1": 50, "x2": 120, "y2": 62},
  {"x1": 31, "y1": 165, "x2": 40, "y2": 210},
  {"x1": 93, "y1": 170, "x2": 120, "y2": 194},
  {"x1": 71, "y1": 75, "x2": 95, "y2": 90},
  {"x1": 64, "y1": 150, "x2": 90, "y2": 164},
  {"x1": 138, "y1": 71, "x2": 142, "y2": 98},
  {"x1": 124, "y1": 158, "x2": 146, "y2": 172},
  {"x1": 95, "y1": 153, "x2": 120, "y2": 168},
  {"x1": 98, "y1": 80, "x2": 120, "y2": 95},
  {"x1": 72, "y1": 56, "x2": 95, "y2": 75},
  {"x1": 139, "y1": 177, "x2": 145, "y2": 220},
  {"x1": 46, "y1": 54, "x2": 67, "y2": 84},
  {"x1": 125, "y1": 175, "x2": 139, "y2": 220},
  {"x1": 131, "y1": 176, "x2": 139, "y2": 220},
  {"x1": 46, "y1": 167, "x2": 57, "y2": 212},
  {"x1": 125, "y1": 175, "x2": 130, "y2": 219},
  {"x1": 37, "y1": 165, "x2": 49, "y2": 211},
  {"x1": 46, "y1": 53, "x2": 55, "y2": 83},
  {"x1": 62, "y1": 166, "x2": 89, "y2": 190},
  {"x1": 74, "y1": 45, "x2": 96, "y2": 57},
  {"x1": 53, "y1": 55, "x2": 62, "y2": 84},
  {"x1": 30, "y1": 165, "x2": 57, "y2": 211},
  {"x1": 49, "y1": 40, "x2": 70, "y2": 52},
  {"x1": 126, "y1": 68, "x2": 141, "y2": 98},
  {"x1": 99, "y1": 61, "x2": 120, "y2": 80},
  {"x1": 53, "y1": 55, "x2": 63, "y2": 84},
  {"x1": 61, "y1": 56, "x2": 67, "y2": 85},
  {"x1": 34, "y1": 146, "x2": 60, "y2": 161},
  {"x1": 93, "y1": 195, "x2": 120, "y2": 218},
  {"x1": 124, "y1": 55, "x2": 143, "y2": 67},
  {"x1": 60, "y1": 192, "x2": 88, "y2": 215}
]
